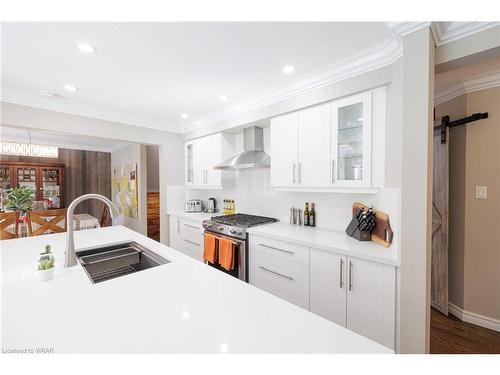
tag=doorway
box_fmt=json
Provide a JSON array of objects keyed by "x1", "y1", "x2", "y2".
[
  {"x1": 146, "y1": 145, "x2": 160, "y2": 242},
  {"x1": 431, "y1": 55, "x2": 500, "y2": 353}
]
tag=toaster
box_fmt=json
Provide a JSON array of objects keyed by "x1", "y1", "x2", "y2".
[{"x1": 185, "y1": 199, "x2": 203, "y2": 213}]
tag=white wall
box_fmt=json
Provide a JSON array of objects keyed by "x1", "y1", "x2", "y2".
[
  {"x1": 0, "y1": 102, "x2": 185, "y2": 244},
  {"x1": 399, "y1": 27, "x2": 434, "y2": 354},
  {"x1": 111, "y1": 144, "x2": 148, "y2": 235}
]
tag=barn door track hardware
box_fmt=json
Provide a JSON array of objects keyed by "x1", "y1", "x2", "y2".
[{"x1": 435, "y1": 112, "x2": 489, "y2": 144}]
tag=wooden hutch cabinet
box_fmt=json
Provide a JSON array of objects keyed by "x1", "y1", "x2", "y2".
[{"x1": 0, "y1": 162, "x2": 65, "y2": 209}]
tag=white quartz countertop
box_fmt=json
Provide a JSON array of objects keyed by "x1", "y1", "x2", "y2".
[
  {"x1": 247, "y1": 222, "x2": 400, "y2": 266},
  {"x1": 168, "y1": 210, "x2": 217, "y2": 224},
  {"x1": 1, "y1": 226, "x2": 391, "y2": 354}
]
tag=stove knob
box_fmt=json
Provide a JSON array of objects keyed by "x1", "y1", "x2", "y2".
[
  {"x1": 218, "y1": 226, "x2": 224, "y2": 231},
  {"x1": 230, "y1": 229, "x2": 240, "y2": 236}
]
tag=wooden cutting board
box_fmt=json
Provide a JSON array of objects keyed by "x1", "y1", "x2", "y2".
[{"x1": 352, "y1": 202, "x2": 393, "y2": 247}]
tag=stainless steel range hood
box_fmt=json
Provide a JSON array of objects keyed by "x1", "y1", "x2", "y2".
[{"x1": 214, "y1": 126, "x2": 270, "y2": 171}]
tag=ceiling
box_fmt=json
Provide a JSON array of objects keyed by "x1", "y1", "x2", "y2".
[
  {"x1": 0, "y1": 22, "x2": 391, "y2": 133},
  {"x1": 1, "y1": 22, "x2": 497, "y2": 134},
  {"x1": 0, "y1": 125, "x2": 129, "y2": 152}
]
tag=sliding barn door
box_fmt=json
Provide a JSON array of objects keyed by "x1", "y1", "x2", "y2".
[{"x1": 431, "y1": 127, "x2": 449, "y2": 315}]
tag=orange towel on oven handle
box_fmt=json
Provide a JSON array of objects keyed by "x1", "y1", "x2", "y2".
[
  {"x1": 218, "y1": 237, "x2": 235, "y2": 271},
  {"x1": 203, "y1": 233, "x2": 217, "y2": 264}
]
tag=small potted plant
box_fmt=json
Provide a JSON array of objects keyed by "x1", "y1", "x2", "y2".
[{"x1": 38, "y1": 245, "x2": 55, "y2": 281}]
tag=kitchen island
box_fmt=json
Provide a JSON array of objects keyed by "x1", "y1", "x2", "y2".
[{"x1": 1, "y1": 225, "x2": 392, "y2": 353}]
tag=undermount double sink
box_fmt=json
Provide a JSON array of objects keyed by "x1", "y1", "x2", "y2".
[{"x1": 76, "y1": 242, "x2": 169, "y2": 284}]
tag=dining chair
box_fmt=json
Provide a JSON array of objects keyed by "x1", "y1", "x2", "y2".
[
  {"x1": 0, "y1": 211, "x2": 20, "y2": 240},
  {"x1": 27, "y1": 208, "x2": 67, "y2": 236}
]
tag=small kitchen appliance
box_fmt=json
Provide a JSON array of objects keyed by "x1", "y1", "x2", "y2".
[
  {"x1": 207, "y1": 197, "x2": 217, "y2": 213},
  {"x1": 185, "y1": 199, "x2": 203, "y2": 213}
]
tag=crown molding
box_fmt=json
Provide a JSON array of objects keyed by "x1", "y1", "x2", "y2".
[
  {"x1": 182, "y1": 36, "x2": 402, "y2": 134},
  {"x1": 387, "y1": 22, "x2": 431, "y2": 38},
  {"x1": 0, "y1": 88, "x2": 180, "y2": 134},
  {"x1": 435, "y1": 68, "x2": 500, "y2": 105},
  {"x1": 431, "y1": 22, "x2": 500, "y2": 47},
  {"x1": 2, "y1": 32, "x2": 405, "y2": 137}
]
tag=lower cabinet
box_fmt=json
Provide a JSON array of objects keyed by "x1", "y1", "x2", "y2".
[
  {"x1": 310, "y1": 249, "x2": 347, "y2": 327},
  {"x1": 310, "y1": 248, "x2": 396, "y2": 349},
  {"x1": 250, "y1": 248, "x2": 310, "y2": 310},
  {"x1": 169, "y1": 216, "x2": 204, "y2": 261},
  {"x1": 249, "y1": 234, "x2": 396, "y2": 350}
]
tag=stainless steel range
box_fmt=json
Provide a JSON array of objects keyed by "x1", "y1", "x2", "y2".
[{"x1": 202, "y1": 213, "x2": 278, "y2": 282}]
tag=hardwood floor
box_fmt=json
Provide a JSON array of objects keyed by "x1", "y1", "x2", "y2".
[{"x1": 430, "y1": 307, "x2": 500, "y2": 354}]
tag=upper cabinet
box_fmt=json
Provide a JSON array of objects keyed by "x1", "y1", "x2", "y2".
[
  {"x1": 270, "y1": 112, "x2": 298, "y2": 187},
  {"x1": 270, "y1": 88, "x2": 385, "y2": 191},
  {"x1": 185, "y1": 133, "x2": 234, "y2": 189},
  {"x1": 271, "y1": 104, "x2": 331, "y2": 188},
  {"x1": 331, "y1": 92, "x2": 372, "y2": 187}
]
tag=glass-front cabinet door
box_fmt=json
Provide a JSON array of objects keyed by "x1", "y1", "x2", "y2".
[
  {"x1": 331, "y1": 92, "x2": 372, "y2": 187},
  {"x1": 40, "y1": 167, "x2": 62, "y2": 208}
]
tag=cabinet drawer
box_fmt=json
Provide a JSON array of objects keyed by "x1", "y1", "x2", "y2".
[
  {"x1": 169, "y1": 216, "x2": 204, "y2": 262},
  {"x1": 250, "y1": 235, "x2": 309, "y2": 266},
  {"x1": 179, "y1": 219, "x2": 203, "y2": 234},
  {"x1": 250, "y1": 250, "x2": 309, "y2": 309},
  {"x1": 183, "y1": 236, "x2": 204, "y2": 261}
]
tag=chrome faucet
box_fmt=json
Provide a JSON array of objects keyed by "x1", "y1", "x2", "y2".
[{"x1": 65, "y1": 193, "x2": 120, "y2": 267}]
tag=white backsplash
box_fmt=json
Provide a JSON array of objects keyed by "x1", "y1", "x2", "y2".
[{"x1": 184, "y1": 169, "x2": 400, "y2": 243}]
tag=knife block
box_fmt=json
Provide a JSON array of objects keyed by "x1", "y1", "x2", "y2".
[{"x1": 345, "y1": 217, "x2": 372, "y2": 241}]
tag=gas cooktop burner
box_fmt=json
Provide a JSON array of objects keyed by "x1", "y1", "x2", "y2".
[{"x1": 210, "y1": 213, "x2": 278, "y2": 228}]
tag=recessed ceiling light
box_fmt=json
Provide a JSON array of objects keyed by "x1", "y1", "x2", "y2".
[
  {"x1": 180, "y1": 113, "x2": 189, "y2": 119},
  {"x1": 219, "y1": 95, "x2": 229, "y2": 102},
  {"x1": 40, "y1": 91, "x2": 59, "y2": 98},
  {"x1": 64, "y1": 84, "x2": 78, "y2": 92},
  {"x1": 282, "y1": 65, "x2": 295, "y2": 74},
  {"x1": 77, "y1": 42, "x2": 97, "y2": 54}
]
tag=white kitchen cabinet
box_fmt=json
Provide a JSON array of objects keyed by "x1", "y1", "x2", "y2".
[
  {"x1": 310, "y1": 248, "x2": 346, "y2": 327},
  {"x1": 249, "y1": 235, "x2": 310, "y2": 309},
  {"x1": 169, "y1": 216, "x2": 204, "y2": 261},
  {"x1": 310, "y1": 247, "x2": 395, "y2": 349},
  {"x1": 331, "y1": 91, "x2": 372, "y2": 187},
  {"x1": 271, "y1": 104, "x2": 331, "y2": 188},
  {"x1": 297, "y1": 103, "x2": 331, "y2": 187},
  {"x1": 345, "y1": 257, "x2": 395, "y2": 348},
  {"x1": 270, "y1": 112, "x2": 298, "y2": 187},
  {"x1": 270, "y1": 88, "x2": 383, "y2": 191},
  {"x1": 184, "y1": 133, "x2": 234, "y2": 189}
]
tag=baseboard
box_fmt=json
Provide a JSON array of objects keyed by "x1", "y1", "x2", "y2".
[{"x1": 448, "y1": 302, "x2": 500, "y2": 333}]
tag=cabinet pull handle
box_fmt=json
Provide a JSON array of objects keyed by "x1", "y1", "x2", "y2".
[
  {"x1": 298, "y1": 162, "x2": 302, "y2": 184},
  {"x1": 348, "y1": 260, "x2": 353, "y2": 291},
  {"x1": 177, "y1": 219, "x2": 180, "y2": 234},
  {"x1": 259, "y1": 243, "x2": 295, "y2": 255},
  {"x1": 339, "y1": 258, "x2": 344, "y2": 289},
  {"x1": 331, "y1": 159, "x2": 335, "y2": 183},
  {"x1": 184, "y1": 223, "x2": 199, "y2": 230},
  {"x1": 292, "y1": 163, "x2": 296, "y2": 184},
  {"x1": 258, "y1": 266, "x2": 294, "y2": 281},
  {"x1": 184, "y1": 239, "x2": 200, "y2": 247}
]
